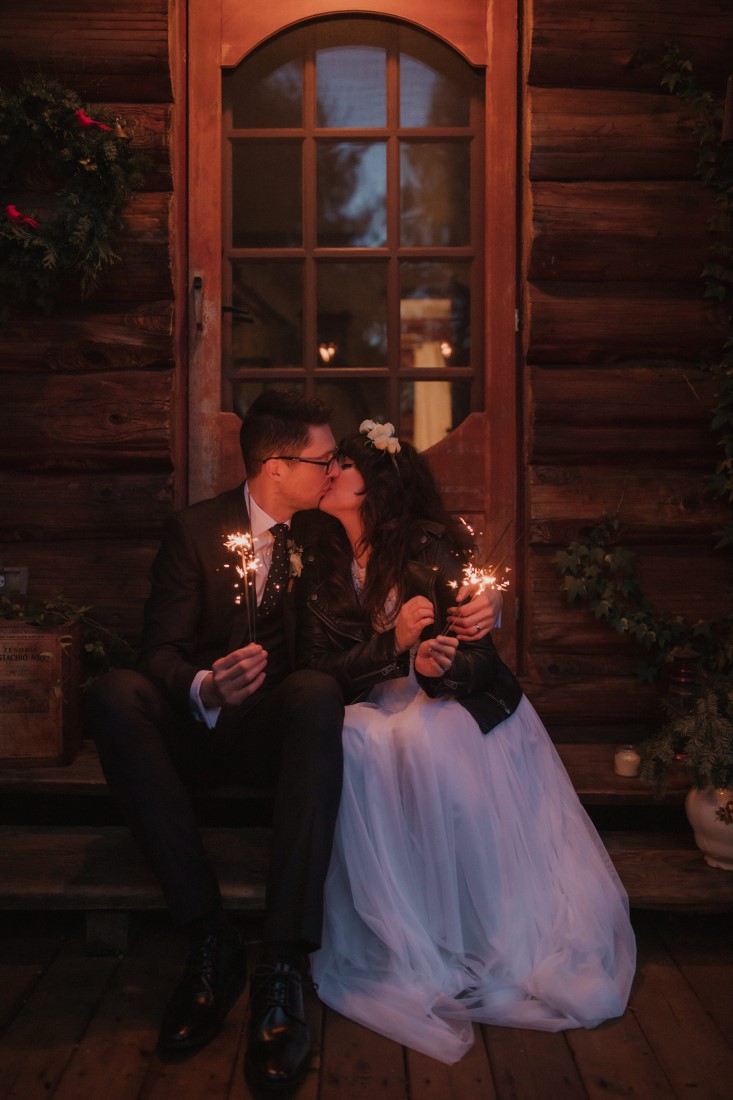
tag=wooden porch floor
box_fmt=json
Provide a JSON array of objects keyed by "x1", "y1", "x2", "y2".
[{"x1": 1, "y1": 909, "x2": 732, "y2": 1100}]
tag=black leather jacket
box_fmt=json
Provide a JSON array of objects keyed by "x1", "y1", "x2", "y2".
[{"x1": 295, "y1": 519, "x2": 523, "y2": 734}]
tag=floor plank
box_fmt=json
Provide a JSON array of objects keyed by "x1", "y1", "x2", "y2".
[
  {"x1": 51, "y1": 928, "x2": 183, "y2": 1100},
  {"x1": 0, "y1": 933, "x2": 119, "y2": 1100},
  {"x1": 407, "y1": 1025, "x2": 497, "y2": 1099},
  {"x1": 481, "y1": 1025, "x2": 586, "y2": 1100},
  {"x1": 319, "y1": 1008, "x2": 408, "y2": 1100},
  {"x1": 1, "y1": 911, "x2": 732, "y2": 1100},
  {"x1": 629, "y1": 913, "x2": 733, "y2": 1100},
  {"x1": 655, "y1": 912, "x2": 733, "y2": 1049}
]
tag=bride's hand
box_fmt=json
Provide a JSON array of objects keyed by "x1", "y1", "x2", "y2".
[
  {"x1": 447, "y1": 586, "x2": 502, "y2": 641},
  {"x1": 394, "y1": 596, "x2": 434, "y2": 654},
  {"x1": 415, "y1": 635, "x2": 459, "y2": 678}
]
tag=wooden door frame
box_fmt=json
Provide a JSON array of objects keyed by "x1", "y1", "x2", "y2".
[{"x1": 182, "y1": 0, "x2": 519, "y2": 661}]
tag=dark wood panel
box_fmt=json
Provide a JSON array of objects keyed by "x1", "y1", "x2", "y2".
[
  {"x1": 0, "y1": 301, "x2": 173, "y2": 373},
  {"x1": 527, "y1": 289, "x2": 727, "y2": 365},
  {"x1": 529, "y1": 543, "x2": 730, "y2": 634},
  {"x1": 528, "y1": 364, "x2": 720, "y2": 461},
  {"x1": 523, "y1": 676, "x2": 660, "y2": 729},
  {"x1": 530, "y1": 88, "x2": 699, "y2": 180},
  {"x1": 0, "y1": 371, "x2": 173, "y2": 470},
  {"x1": 528, "y1": 464, "x2": 728, "y2": 545},
  {"x1": 0, "y1": 471, "x2": 173, "y2": 541},
  {"x1": 529, "y1": 182, "x2": 714, "y2": 282},
  {"x1": 0, "y1": 3, "x2": 171, "y2": 104},
  {"x1": 530, "y1": 0, "x2": 733, "y2": 93},
  {"x1": 0, "y1": 540, "x2": 156, "y2": 642},
  {"x1": 532, "y1": 289, "x2": 718, "y2": 361}
]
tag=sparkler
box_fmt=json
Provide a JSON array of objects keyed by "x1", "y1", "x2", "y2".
[
  {"x1": 223, "y1": 531, "x2": 260, "y2": 643},
  {"x1": 442, "y1": 560, "x2": 512, "y2": 636}
]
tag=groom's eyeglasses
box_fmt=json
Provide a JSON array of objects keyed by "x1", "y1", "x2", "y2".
[{"x1": 265, "y1": 452, "x2": 339, "y2": 473}]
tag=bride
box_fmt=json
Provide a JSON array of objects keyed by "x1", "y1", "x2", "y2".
[{"x1": 295, "y1": 421, "x2": 636, "y2": 1064}]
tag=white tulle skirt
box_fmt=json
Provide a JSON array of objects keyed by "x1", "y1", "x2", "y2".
[{"x1": 311, "y1": 673, "x2": 636, "y2": 1064}]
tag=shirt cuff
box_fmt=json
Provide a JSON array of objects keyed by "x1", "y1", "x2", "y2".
[{"x1": 190, "y1": 669, "x2": 221, "y2": 729}]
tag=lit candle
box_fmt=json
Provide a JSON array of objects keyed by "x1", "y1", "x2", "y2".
[{"x1": 614, "y1": 744, "x2": 641, "y2": 777}]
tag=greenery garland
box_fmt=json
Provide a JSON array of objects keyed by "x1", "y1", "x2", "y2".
[{"x1": 0, "y1": 77, "x2": 143, "y2": 314}]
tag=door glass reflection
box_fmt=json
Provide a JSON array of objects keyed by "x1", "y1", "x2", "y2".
[
  {"x1": 317, "y1": 142, "x2": 386, "y2": 247},
  {"x1": 400, "y1": 380, "x2": 471, "y2": 451},
  {"x1": 400, "y1": 141, "x2": 470, "y2": 246},
  {"x1": 399, "y1": 28, "x2": 471, "y2": 128},
  {"x1": 400, "y1": 262, "x2": 471, "y2": 368},
  {"x1": 315, "y1": 379, "x2": 388, "y2": 444},
  {"x1": 225, "y1": 41, "x2": 303, "y2": 129},
  {"x1": 232, "y1": 142, "x2": 301, "y2": 247},
  {"x1": 317, "y1": 263, "x2": 387, "y2": 367},
  {"x1": 230, "y1": 262, "x2": 303, "y2": 369},
  {"x1": 316, "y1": 46, "x2": 386, "y2": 127}
]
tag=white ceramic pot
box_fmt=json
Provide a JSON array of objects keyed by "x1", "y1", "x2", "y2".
[{"x1": 685, "y1": 786, "x2": 733, "y2": 871}]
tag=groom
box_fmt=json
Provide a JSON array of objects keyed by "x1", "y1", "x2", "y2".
[
  {"x1": 86, "y1": 389, "x2": 501, "y2": 1092},
  {"x1": 87, "y1": 390, "x2": 345, "y2": 1091}
]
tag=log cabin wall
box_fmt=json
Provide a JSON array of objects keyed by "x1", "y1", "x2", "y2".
[
  {"x1": 0, "y1": 0, "x2": 178, "y2": 646},
  {"x1": 522, "y1": 0, "x2": 733, "y2": 741},
  {"x1": 0, "y1": 1, "x2": 731, "y2": 745}
]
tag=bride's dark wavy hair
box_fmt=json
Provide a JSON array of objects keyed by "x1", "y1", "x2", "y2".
[{"x1": 319, "y1": 431, "x2": 474, "y2": 624}]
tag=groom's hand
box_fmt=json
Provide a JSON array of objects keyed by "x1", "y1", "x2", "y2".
[
  {"x1": 201, "y1": 644, "x2": 268, "y2": 707},
  {"x1": 447, "y1": 586, "x2": 502, "y2": 641}
]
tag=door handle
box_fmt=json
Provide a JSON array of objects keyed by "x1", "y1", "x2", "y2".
[{"x1": 222, "y1": 304, "x2": 254, "y2": 323}]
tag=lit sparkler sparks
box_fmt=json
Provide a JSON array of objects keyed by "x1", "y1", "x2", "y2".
[
  {"x1": 223, "y1": 531, "x2": 260, "y2": 642},
  {"x1": 443, "y1": 560, "x2": 511, "y2": 635}
]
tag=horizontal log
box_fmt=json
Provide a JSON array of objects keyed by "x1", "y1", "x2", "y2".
[
  {"x1": 528, "y1": 464, "x2": 729, "y2": 545},
  {"x1": 528, "y1": 182, "x2": 715, "y2": 283},
  {"x1": 523, "y1": 676, "x2": 660, "y2": 731},
  {"x1": 0, "y1": 301, "x2": 173, "y2": 373},
  {"x1": 0, "y1": 371, "x2": 173, "y2": 470},
  {"x1": 530, "y1": 0, "x2": 733, "y2": 93},
  {"x1": 0, "y1": 472, "x2": 173, "y2": 541},
  {"x1": 527, "y1": 286, "x2": 727, "y2": 365},
  {"x1": 0, "y1": 4, "x2": 171, "y2": 103},
  {"x1": 527, "y1": 544, "x2": 731, "y2": 651},
  {"x1": 530, "y1": 88, "x2": 699, "y2": 180},
  {"x1": 0, "y1": 540, "x2": 156, "y2": 644},
  {"x1": 528, "y1": 363, "x2": 721, "y2": 461}
]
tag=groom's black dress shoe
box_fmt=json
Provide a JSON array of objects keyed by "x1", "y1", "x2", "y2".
[
  {"x1": 158, "y1": 929, "x2": 247, "y2": 1056},
  {"x1": 244, "y1": 961, "x2": 312, "y2": 1092}
]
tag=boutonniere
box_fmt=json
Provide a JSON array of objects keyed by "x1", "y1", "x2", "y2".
[{"x1": 288, "y1": 541, "x2": 304, "y2": 578}]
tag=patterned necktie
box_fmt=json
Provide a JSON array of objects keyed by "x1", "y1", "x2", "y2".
[{"x1": 258, "y1": 523, "x2": 290, "y2": 616}]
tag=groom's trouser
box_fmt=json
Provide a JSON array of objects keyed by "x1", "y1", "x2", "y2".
[{"x1": 85, "y1": 668, "x2": 344, "y2": 950}]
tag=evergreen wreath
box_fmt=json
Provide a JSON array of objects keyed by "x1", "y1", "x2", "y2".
[{"x1": 0, "y1": 77, "x2": 143, "y2": 313}]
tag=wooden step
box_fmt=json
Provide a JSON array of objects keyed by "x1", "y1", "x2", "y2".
[
  {"x1": 0, "y1": 740, "x2": 691, "y2": 805},
  {"x1": 1, "y1": 824, "x2": 732, "y2": 917},
  {"x1": 0, "y1": 825, "x2": 270, "y2": 910}
]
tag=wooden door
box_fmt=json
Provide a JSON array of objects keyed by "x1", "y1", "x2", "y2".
[{"x1": 187, "y1": 0, "x2": 519, "y2": 661}]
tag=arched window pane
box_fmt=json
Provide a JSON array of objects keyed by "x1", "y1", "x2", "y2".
[
  {"x1": 400, "y1": 141, "x2": 471, "y2": 246},
  {"x1": 317, "y1": 142, "x2": 386, "y2": 247},
  {"x1": 232, "y1": 142, "x2": 302, "y2": 247},
  {"x1": 316, "y1": 46, "x2": 386, "y2": 127},
  {"x1": 225, "y1": 37, "x2": 303, "y2": 128},
  {"x1": 400, "y1": 261, "x2": 472, "y2": 367},
  {"x1": 222, "y1": 17, "x2": 483, "y2": 436},
  {"x1": 231, "y1": 262, "x2": 303, "y2": 368}
]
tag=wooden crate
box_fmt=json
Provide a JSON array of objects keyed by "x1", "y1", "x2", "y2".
[{"x1": 0, "y1": 621, "x2": 81, "y2": 766}]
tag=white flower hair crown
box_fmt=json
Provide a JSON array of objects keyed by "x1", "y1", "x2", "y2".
[{"x1": 359, "y1": 419, "x2": 402, "y2": 454}]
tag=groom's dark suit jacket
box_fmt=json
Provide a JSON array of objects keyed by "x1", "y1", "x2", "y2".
[{"x1": 136, "y1": 483, "x2": 320, "y2": 709}]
